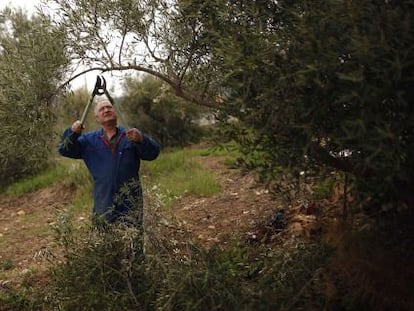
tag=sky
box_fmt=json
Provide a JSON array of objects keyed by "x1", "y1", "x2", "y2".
[
  {"x1": 0, "y1": 0, "x2": 122, "y2": 95},
  {"x1": 0, "y1": 0, "x2": 40, "y2": 14}
]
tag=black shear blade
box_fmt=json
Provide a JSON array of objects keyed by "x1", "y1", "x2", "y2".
[{"x1": 94, "y1": 75, "x2": 106, "y2": 95}]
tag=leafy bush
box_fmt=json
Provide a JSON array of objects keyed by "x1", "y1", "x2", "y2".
[
  {"x1": 43, "y1": 200, "x2": 334, "y2": 311},
  {"x1": 211, "y1": 0, "x2": 414, "y2": 210},
  {"x1": 0, "y1": 9, "x2": 69, "y2": 187},
  {"x1": 121, "y1": 75, "x2": 209, "y2": 147},
  {"x1": 48, "y1": 214, "x2": 153, "y2": 311}
]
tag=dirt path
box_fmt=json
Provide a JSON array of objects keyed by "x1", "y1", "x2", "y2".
[
  {"x1": 167, "y1": 156, "x2": 279, "y2": 247},
  {"x1": 0, "y1": 183, "x2": 78, "y2": 286}
]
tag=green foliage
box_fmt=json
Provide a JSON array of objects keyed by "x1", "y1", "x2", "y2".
[
  {"x1": 0, "y1": 271, "x2": 47, "y2": 311},
  {"x1": 43, "y1": 210, "x2": 333, "y2": 311},
  {"x1": 122, "y1": 75, "x2": 209, "y2": 147},
  {"x1": 1, "y1": 165, "x2": 67, "y2": 197},
  {"x1": 47, "y1": 0, "x2": 224, "y2": 107},
  {"x1": 0, "y1": 157, "x2": 91, "y2": 199},
  {"x1": 42, "y1": 0, "x2": 414, "y2": 210},
  {"x1": 312, "y1": 176, "x2": 336, "y2": 201},
  {"x1": 154, "y1": 246, "x2": 251, "y2": 311},
  {"x1": 0, "y1": 8, "x2": 70, "y2": 187},
  {"x1": 48, "y1": 214, "x2": 152, "y2": 311},
  {"x1": 0, "y1": 289, "x2": 42, "y2": 311},
  {"x1": 210, "y1": 0, "x2": 414, "y2": 209},
  {"x1": 53, "y1": 158, "x2": 94, "y2": 215},
  {"x1": 0, "y1": 259, "x2": 14, "y2": 271}
]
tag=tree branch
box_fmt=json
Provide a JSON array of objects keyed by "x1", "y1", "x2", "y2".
[
  {"x1": 308, "y1": 141, "x2": 354, "y2": 174},
  {"x1": 57, "y1": 65, "x2": 219, "y2": 108}
]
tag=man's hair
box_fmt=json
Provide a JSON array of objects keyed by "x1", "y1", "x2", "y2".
[{"x1": 94, "y1": 96, "x2": 112, "y2": 115}]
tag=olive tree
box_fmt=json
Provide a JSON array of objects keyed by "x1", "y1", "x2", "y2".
[
  {"x1": 44, "y1": 0, "x2": 414, "y2": 208},
  {"x1": 44, "y1": 0, "x2": 223, "y2": 108},
  {"x1": 0, "y1": 8, "x2": 70, "y2": 186},
  {"x1": 207, "y1": 0, "x2": 414, "y2": 208},
  {"x1": 121, "y1": 74, "x2": 208, "y2": 147}
]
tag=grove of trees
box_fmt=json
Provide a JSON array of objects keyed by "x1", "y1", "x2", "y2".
[
  {"x1": 1, "y1": 0, "x2": 412, "y2": 210},
  {"x1": 1, "y1": 1, "x2": 414, "y2": 310},
  {"x1": 213, "y1": 0, "x2": 414, "y2": 210}
]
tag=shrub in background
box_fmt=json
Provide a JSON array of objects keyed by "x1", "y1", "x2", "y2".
[
  {"x1": 121, "y1": 75, "x2": 209, "y2": 147},
  {"x1": 0, "y1": 8, "x2": 69, "y2": 187}
]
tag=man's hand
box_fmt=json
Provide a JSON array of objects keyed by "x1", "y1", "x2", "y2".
[
  {"x1": 71, "y1": 120, "x2": 83, "y2": 134},
  {"x1": 126, "y1": 128, "x2": 143, "y2": 143}
]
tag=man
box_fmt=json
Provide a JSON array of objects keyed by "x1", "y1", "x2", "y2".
[{"x1": 58, "y1": 97, "x2": 160, "y2": 226}]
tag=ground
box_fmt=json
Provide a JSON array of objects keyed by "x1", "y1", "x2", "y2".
[
  {"x1": 2, "y1": 153, "x2": 411, "y2": 310},
  {"x1": 167, "y1": 155, "x2": 279, "y2": 247},
  {"x1": 0, "y1": 153, "x2": 321, "y2": 291},
  {"x1": 0, "y1": 183, "x2": 78, "y2": 287}
]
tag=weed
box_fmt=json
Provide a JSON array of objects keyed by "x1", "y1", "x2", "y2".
[
  {"x1": 0, "y1": 282, "x2": 49, "y2": 311},
  {"x1": 41, "y1": 192, "x2": 334, "y2": 311},
  {"x1": 0, "y1": 259, "x2": 14, "y2": 271},
  {"x1": 312, "y1": 177, "x2": 336, "y2": 200}
]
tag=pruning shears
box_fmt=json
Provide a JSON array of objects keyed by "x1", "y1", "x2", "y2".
[{"x1": 80, "y1": 75, "x2": 106, "y2": 126}]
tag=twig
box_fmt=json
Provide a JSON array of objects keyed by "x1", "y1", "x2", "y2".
[{"x1": 282, "y1": 268, "x2": 325, "y2": 311}]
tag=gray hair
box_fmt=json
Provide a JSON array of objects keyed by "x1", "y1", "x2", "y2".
[{"x1": 93, "y1": 96, "x2": 111, "y2": 114}]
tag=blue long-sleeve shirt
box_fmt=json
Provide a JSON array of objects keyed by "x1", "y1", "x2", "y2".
[{"x1": 58, "y1": 126, "x2": 160, "y2": 223}]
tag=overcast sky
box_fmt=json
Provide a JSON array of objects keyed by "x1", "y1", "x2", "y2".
[
  {"x1": 0, "y1": 0, "x2": 125, "y2": 95},
  {"x1": 0, "y1": 0, "x2": 40, "y2": 13}
]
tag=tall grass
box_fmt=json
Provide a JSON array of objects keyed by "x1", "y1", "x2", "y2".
[
  {"x1": 142, "y1": 148, "x2": 222, "y2": 208},
  {"x1": 1, "y1": 165, "x2": 68, "y2": 197},
  {"x1": 1, "y1": 158, "x2": 91, "y2": 198}
]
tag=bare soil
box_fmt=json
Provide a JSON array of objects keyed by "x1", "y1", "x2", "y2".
[
  {"x1": 166, "y1": 155, "x2": 328, "y2": 251},
  {"x1": 0, "y1": 183, "x2": 78, "y2": 287}
]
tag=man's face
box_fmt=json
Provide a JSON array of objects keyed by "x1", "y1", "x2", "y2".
[{"x1": 95, "y1": 100, "x2": 117, "y2": 125}]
